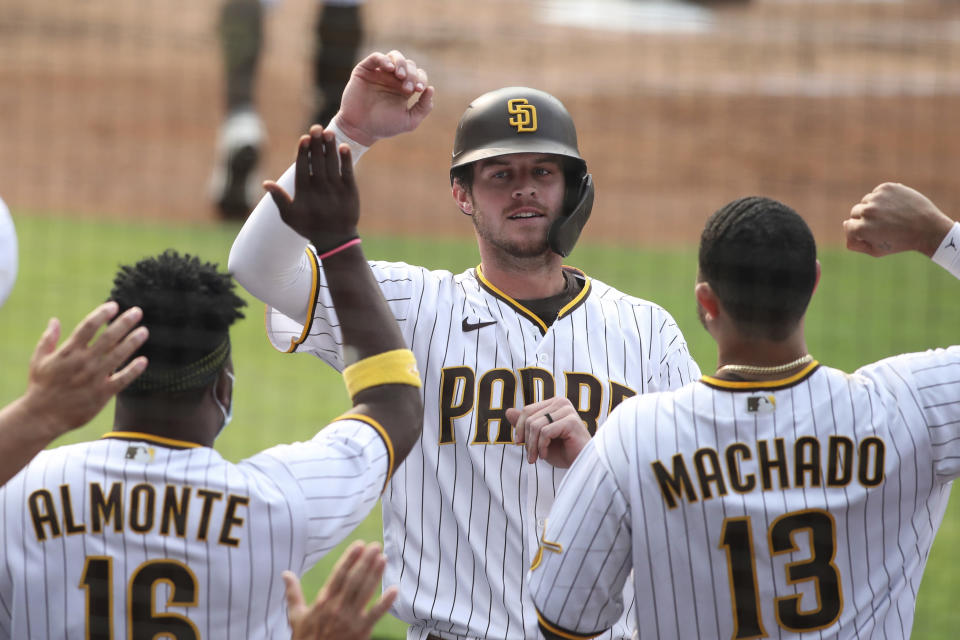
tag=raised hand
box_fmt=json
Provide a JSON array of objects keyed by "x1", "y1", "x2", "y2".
[
  {"x1": 332, "y1": 50, "x2": 435, "y2": 147},
  {"x1": 0, "y1": 301, "x2": 148, "y2": 486},
  {"x1": 263, "y1": 126, "x2": 359, "y2": 252},
  {"x1": 24, "y1": 302, "x2": 148, "y2": 432},
  {"x1": 282, "y1": 541, "x2": 397, "y2": 640},
  {"x1": 844, "y1": 182, "x2": 954, "y2": 258}
]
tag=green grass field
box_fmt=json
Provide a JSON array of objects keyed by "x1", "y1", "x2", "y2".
[{"x1": 1, "y1": 213, "x2": 957, "y2": 638}]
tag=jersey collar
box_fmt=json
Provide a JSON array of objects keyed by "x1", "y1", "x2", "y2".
[
  {"x1": 699, "y1": 360, "x2": 821, "y2": 391},
  {"x1": 102, "y1": 431, "x2": 204, "y2": 450},
  {"x1": 474, "y1": 264, "x2": 591, "y2": 335}
]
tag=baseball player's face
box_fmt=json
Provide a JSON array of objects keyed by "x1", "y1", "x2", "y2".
[{"x1": 459, "y1": 153, "x2": 565, "y2": 258}]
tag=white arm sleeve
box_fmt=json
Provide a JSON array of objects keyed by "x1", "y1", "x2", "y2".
[
  {"x1": 227, "y1": 124, "x2": 370, "y2": 325},
  {"x1": 932, "y1": 221, "x2": 960, "y2": 280}
]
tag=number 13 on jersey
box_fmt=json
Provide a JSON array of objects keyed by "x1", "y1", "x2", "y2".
[{"x1": 720, "y1": 509, "x2": 842, "y2": 639}]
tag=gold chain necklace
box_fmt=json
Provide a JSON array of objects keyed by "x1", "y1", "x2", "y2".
[{"x1": 714, "y1": 354, "x2": 814, "y2": 378}]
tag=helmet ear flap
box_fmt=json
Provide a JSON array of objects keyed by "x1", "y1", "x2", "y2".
[{"x1": 548, "y1": 173, "x2": 594, "y2": 258}]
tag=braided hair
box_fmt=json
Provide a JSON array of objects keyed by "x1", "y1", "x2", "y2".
[{"x1": 698, "y1": 196, "x2": 817, "y2": 341}]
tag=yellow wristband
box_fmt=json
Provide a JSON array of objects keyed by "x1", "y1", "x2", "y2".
[{"x1": 342, "y1": 349, "x2": 422, "y2": 397}]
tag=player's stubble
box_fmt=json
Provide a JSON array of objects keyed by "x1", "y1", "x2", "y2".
[{"x1": 468, "y1": 197, "x2": 557, "y2": 261}]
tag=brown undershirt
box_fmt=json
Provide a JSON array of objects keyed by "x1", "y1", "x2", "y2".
[{"x1": 516, "y1": 269, "x2": 583, "y2": 328}]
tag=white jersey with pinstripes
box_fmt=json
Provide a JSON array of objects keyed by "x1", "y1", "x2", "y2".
[
  {"x1": 530, "y1": 352, "x2": 960, "y2": 640},
  {"x1": 264, "y1": 254, "x2": 701, "y2": 640},
  {"x1": 0, "y1": 417, "x2": 393, "y2": 640}
]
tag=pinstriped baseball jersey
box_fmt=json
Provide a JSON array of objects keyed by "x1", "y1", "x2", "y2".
[
  {"x1": 530, "y1": 352, "x2": 960, "y2": 639},
  {"x1": 0, "y1": 417, "x2": 393, "y2": 640},
  {"x1": 265, "y1": 255, "x2": 701, "y2": 640}
]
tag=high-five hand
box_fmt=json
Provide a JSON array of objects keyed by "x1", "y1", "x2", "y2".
[
  {"x1": 263, "y1": 126, "x2": 359, "y2": 252},
  {"x1": 332, "y1": 50, "x2": 435, "y2": 146}
]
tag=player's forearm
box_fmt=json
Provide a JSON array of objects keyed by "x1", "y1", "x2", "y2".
[
  {"x1": 351, "y1": 384, "x2": 423, "y2": 464},
  {"x1": 0, "y1": 395, "x2": 66, "y2": 486},
  {"x1": 529, "y1": 442, "x2": 632, "y2": 638},
  {"x1": 322, "y1": 244, "x2": 405, "y2": 362},
  {"x1": 323, "y1": 243, "x2": 423, "y2": 458}
]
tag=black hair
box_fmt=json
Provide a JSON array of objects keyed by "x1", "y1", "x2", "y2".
[
  {"x1": 109, "y1": 250, "x2": 246, "y2": 394},
  {"x1": 698, "y1": 196, "x2": 817, "y2": 341}
]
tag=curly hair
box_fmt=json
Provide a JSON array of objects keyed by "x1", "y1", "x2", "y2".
[
  {"x1": 109, "y1": 250, "x2": 246, "y2": 393},
  {"x1": 698, "y1": 196, "x2": 817, "y2": 341}
]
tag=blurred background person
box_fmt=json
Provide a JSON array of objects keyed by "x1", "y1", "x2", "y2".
[{"x1": 210, "y1": 0, "x2": 364, "y2": 220}]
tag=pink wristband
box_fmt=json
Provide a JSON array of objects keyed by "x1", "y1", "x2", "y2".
[{"x1": 317, "y1": 237, "x2": 361, "y2": 261}]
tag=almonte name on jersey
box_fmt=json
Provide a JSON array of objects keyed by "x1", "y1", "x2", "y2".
[{"x1": 27, "y1": 481, "x2": 249, "y2": 546}]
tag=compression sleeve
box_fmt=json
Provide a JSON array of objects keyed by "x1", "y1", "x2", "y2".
[
  {"x1": 932, "y1": 221, "x2": 960, "y2": 280},
  {"x1": 227, "y1": 125, "x2": 371, "y2": 324}
]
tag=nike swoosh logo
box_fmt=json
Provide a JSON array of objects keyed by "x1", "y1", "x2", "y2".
[{"x1": 462, "y1": 318, "x2": 497, "y2": 332}]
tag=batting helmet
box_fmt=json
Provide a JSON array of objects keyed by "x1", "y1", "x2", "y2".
[{"x1": 450, "y1": 87, "x2": 594, "y2": 257}]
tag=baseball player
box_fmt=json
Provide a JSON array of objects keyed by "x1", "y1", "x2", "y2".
[
  {"x1": 0, "y1": 132, "x2": 423, "y2": 639},
  {"x1": 211, "y1": 0, "x2": 364, "y2": 219},
  {"x1": 529, "y1": 186, "x2": 960, "y2": 639},
  {"x1": 229, "y1": 50, "x2": 701, "y2": 639}
]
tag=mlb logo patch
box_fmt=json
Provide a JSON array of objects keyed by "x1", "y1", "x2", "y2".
[
  {"x1": 125, "y1": 445, "x2": 155, "y2": 463},
  {"x1": 746, "y1": 395, "x2": 776, "y2": 413}
]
